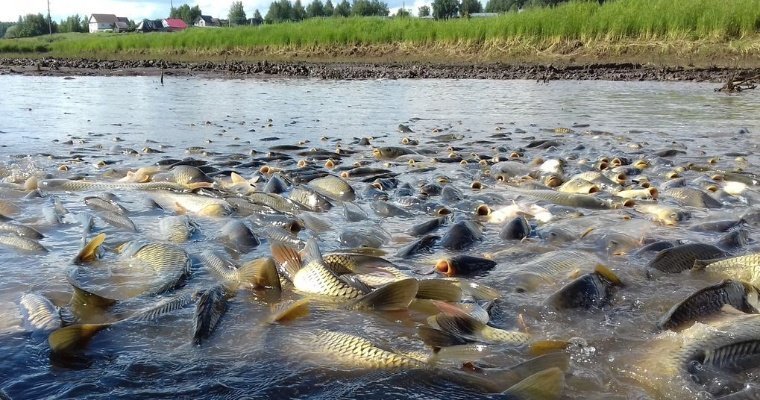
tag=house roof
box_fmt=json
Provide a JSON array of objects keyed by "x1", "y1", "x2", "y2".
[
  {"x1": 196, "y1": 15, "x2": 214, "y2": 24},
  {"x1": 164, "y1": 18, "x2": 188, "y2": 29},
  {"x1": 117, "y1": 17, "x2": 129, "y2": 23},
  {"x1": 90, "y1": 14, "x2": 118, "y2": 24}
]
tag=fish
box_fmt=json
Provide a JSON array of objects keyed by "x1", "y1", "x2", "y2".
[
  {"x1": 308, "y1": 174, "x2": 356, "y2": 202},
  {"x1": 665, "y1": 187, "x2": 722, "y2": 208},
  {"x1": 94, "y1": 209, "x2": 138, "y2": 232},
  {"x1": 558, "y1": 178, "x2": 600, "y2": 194},
  {"x1": 410, "y1": 216, "x2": 447, "y2": 236},
  {"x1": 372, "y1": 146, "x2": 416, "y2": 160},
  {"x1": 692, "y1": 253, "x2": 760, "y2": 283},
  {"x1": 153, "y1": 165, "x2": 213, "y2": 185},
  {"x1": 439, "y1": 220, "x2": 482, "y2": 251},
  {"x1": 322, "y1": 252, "x2": 410, "y2": 287},
  {"x1": 506, "y1": 186, "x2": 618, "y2": 209},
  {"x1": 158, "y1": 215, "x2": 198, "y2": 243},
  {"x1": 500, "y1": 215, "x2": 531, "y2": 240},
  {"x1": 218, "y1": 220, "x2": 260, "y2": 253},
  {"x1": 0, "y1": 221, "x2": 43, "y2": 239},
  {"x1": 19, "y1": 293, "x2": 62, "y2": 332},
  {"x1": 647, "y1": 243, "x2": 727, "y2": 273},
  {"x1": 508, "y1": 250, "x2": 600, "y2": 293},
  {"x1": 200, "y1": 250, "x2": 280, "y2": 291},
  {"x1": 0, "y1": 233, "x2": 47, "y2": 253},
  {"x1": 544, "y1": 265, "x2": 623, "y2": 310},
  {"x1": 309, "y1": 329, "x2": 426, "y2": 369},
  {"x1": 435, "y1": 255, "x2": 497, "y2": 277},
  {"x1": 193, "y1": 284, "x2": 229, "y2": 345},
  {"x1": 657, "y1": 280, "x2": 760, "y2": 331},
  {"x1": 150, "y1": 191, "x2": 232, "y2": 217},
  {"x1": 426, "y1": 312, "x2": 531, "y2": 346},
  {"x1": 84, "y1": 195, "x2": 129, "y2": 215},
  {"x1": 395, "y1": 235, "x2": 439, "y2": 258},
  {"x1": 635, "y1": 203, "x2": 688, "y2": 225},
  {"x1": 39, "y1": 179, "x2": 211, "y2": 192},
  {"x1": 247, "y1": 192, "x2": 306, "y2": 215},
  {"x1": 625, "y1": 314, "x2": 760, "y2": 398},
  {"x1": 289, "y1": 186, "x2": 333, "y2": 212}
]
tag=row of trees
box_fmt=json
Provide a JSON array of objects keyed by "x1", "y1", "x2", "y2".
[
  {"x1": 263, "y1": 0, "x2": 389, "y2": 23},
  {"x1": 170, "y1": 4, "x2": 203, "y2": 25}
]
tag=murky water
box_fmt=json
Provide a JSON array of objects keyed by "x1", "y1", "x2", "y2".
[{"x1": 0, "y1": 75, "x2": 759, "y2": 399}]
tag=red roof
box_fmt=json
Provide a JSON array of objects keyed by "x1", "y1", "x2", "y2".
[{"x1": 164, "y1": 18, "x2": 188, "y2": 29}]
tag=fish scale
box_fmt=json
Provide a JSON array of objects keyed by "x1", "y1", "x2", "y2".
[
  {"x1": 657, "y1": 280, "x2": 760, "y2": 331},
  {"x1": 293, "y1": 261, "x2": 364, "y2": 299},
  {"x1": 313, "y1": 330, "x2": 424, "y2": 369}
]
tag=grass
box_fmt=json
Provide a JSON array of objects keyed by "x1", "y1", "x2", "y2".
[{"x1": 1, "y1": 0, "x2": 759, "y2": 65}]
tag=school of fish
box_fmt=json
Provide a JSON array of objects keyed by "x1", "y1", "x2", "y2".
[{"x1": 0, "y1": 120, "x2": 759, "y2": 400}]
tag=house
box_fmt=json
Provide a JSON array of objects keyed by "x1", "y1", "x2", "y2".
[
  {"x1": 136, "y1": 19, "x2": 166, "y2": 33},
  {"x1": 89, "y1": 14, "x2": 128, "y2": 33},
  {"x1": 163, "y1": 18, "x2": 188, "y2": 32},
  {"x1": 194, "y1": 15, "x2": 220, "y2": 27}
]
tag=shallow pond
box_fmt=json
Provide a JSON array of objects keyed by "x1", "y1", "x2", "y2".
[{"x1": 0, "y1": 75, "x2": 759, "y2": 399}]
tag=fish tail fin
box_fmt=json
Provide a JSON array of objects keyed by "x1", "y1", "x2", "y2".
[
  {"x1": 68, "y1": 278, "x2": 117, "y2": 309},
  {"x1": 416, "y1": 279, "x2": 463, "y2": 302},
  {"x1": 528, "y1": 340, "x2": 572, "y2": 356},
  {"x1": 349, "y1": 278, "x2": 419, "y2": 311},
  {"x1": 503, "y1": 367, "x2": 565, "y2": 400},
  {"x1": 594, "y1": 264, "x2": 624, "y2": 286},
  {"x1": 268, "y1": 298, "x2": 310, "y2": 324},
  {"x1": 74, "y1": 232, "x2": 106, "y2": 263},
  {"x1": 301, "y1": 238, "x2": 323, "y2": 264},
  {"x1": 239, "y1": 257, "x2": 281, "y2": 291},
  {"x1": 270, "y1": 242, "x2": 303, "y2": 280},
  {"x1": 48, "y1": 323, "x2": 111, "y2": 354}
]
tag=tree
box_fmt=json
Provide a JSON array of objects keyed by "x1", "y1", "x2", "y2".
[
  {"x1": 418, "y1": 5, "x2": 431, "y2": 16},
  {"x1": 252, "y1": 9, "x2": 264, "y2": 25},
  {"x1": 324, "y1": 0, "x2": 335, "y2": 15},
  {"x1": 59, "y1": 14, "x2": 85, "y2": 33},
  {"x1": 431, "y1": 0, "x2": 458, "y2": 19},
  {"x1": 395, "y1": 8, "x2": 410, "y2": 17},
  {"x1": 81, "y1": 15, "x2": 89, "y2": 32},
  {"x1": 293, "y1": 0, "x2": 307, "y2": 20},
  {"x1": 460, "y1": 0, "x2": 482, "y2": 16},
  {"x1": 306, "y1": 0, "x2": 325, "y2": 18},
  {"x1": 485, "y1": 0, "x2": 522, "y2": 12},
  {"x1": 13, "y1": 14, "x2": 54, "y2": 37},
  {"x1": 229, "y1": 1, "x2": 248, "y2": 25},
  {"x1": 351, "y1": 0, "x2": 388, "y2": 16},
  {"x1": 265, "y1": 0, "x2": 293, "y2": 23},
  {"x1": 334, "y1": 0, "x2": 351, "y2": 16}
]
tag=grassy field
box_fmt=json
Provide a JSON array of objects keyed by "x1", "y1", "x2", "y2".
[{"x1": 2, "y1": 0, "x2": 760, "y2": 66}]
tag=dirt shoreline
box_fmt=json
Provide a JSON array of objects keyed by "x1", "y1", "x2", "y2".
[{"x1": 1, "y1": 57, "x2": 758, "y2": 82}]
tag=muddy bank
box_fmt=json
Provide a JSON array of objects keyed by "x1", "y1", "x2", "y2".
[{"x1": 1, "y1": 57, "x2": 758, "y2": 82}]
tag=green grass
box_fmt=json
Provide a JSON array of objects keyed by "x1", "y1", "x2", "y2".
[{"x1": 1, "y1": 0, "x2": 759, "y2": 61}]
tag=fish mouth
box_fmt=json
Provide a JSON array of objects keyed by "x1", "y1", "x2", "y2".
[{"x1": 435, "y1": 259, "x2": 454, "y2": 277}]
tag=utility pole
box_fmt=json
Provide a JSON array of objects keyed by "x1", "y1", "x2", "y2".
[{"x1": 47, "y1": 0, "x2": 52, "y2": 35}]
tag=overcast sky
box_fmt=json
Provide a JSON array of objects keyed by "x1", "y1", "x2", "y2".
[{"x1": 0, "y1": 0, "x2": 434, "y2": 22}]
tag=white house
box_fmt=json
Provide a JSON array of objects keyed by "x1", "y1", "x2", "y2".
[
  {"x1": 89, "y1": 14, "x2": 123, "y2": 33},
  {"x1": 194, "y1": 15, "x2": 220, "y2": 27}
]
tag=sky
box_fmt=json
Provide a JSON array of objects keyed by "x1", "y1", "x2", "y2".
[{"x1": 0, "y1": 0, "x2": 434, "y2": 22}]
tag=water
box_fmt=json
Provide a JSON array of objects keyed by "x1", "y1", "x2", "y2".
[{"x1": 0, "y1": 75, "x2": 759, "y2": 399}]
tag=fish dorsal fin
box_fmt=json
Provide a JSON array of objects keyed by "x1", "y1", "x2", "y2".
[
  {"x1": 348, "y1": 278, "x2": 419, "y2": 311},
  {"x1": 268, "y1": 298, "x2": 310, "y2": 324},
  {"x1": 502, "y1": 367, "x2": 565, "y2": 400},
  {"x1": 239, "y1": 257, "x2": 281, "y2": 291},
  {"x1": 418, "y1": 325, "x2": 469, "y2": 349},
  {"x1": 594, "y1": 264, "x2": 624, "y2": 286},
  {"x1": 230, "y1": 172, "x2": 247, "y2": 185},
  {"x1": 301, "y1": 238, "x2": 323, "y2": 265},
  {"x1": 48, "y1": 323, "x2": 112, "y2": 354},
  {"x1": 338, "y1": 274, "x2": 373, "y2": 295},
  {"x1": 270, "y1": 242, "x2": 303, "y2": 282},
  {"x1": 416, "y1": 279, "x2": 463, "y2": 302},
  {"x1": 74, "y1": 232, "x2": 106, "y2": 264},
  {"x1": 128, "y1": 292, "x2": 197, "y2": 322}
]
